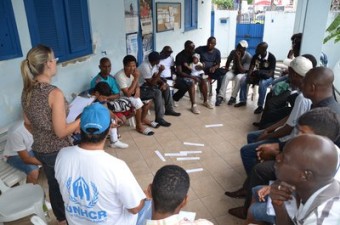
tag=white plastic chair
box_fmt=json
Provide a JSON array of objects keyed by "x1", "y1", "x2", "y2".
[
  {"x1": 0, "y1": 179, "x2": 46, "y2": 224},
  {"x1": 0, "y1": 160, "x2": 26, "y2": 188}
]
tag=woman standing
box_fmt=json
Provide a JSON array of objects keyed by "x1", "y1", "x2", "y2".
[{"x1": 21, "y1": 45, "x2": 80, "y2": 224}]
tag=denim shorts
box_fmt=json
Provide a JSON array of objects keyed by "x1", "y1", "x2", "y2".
[
  {"x1": 6, "y1": 151, "x2": 39, "y2": 174},
  {"x1": 249, "y1": 185, "x2": 276, "y2": 224}
]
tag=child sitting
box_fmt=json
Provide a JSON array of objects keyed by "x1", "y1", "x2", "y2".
[
  {"x1": 189, "y1": 53, "x2": 207, "y2": 79},
  {"x1": 92, "y1": 82, "x2": 132, "y2": 149}
]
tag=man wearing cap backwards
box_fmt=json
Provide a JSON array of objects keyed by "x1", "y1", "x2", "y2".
[
  {"x1": 235, "y1": 42, "x2": 276, "y2": 114},
  {"x1": 215, "y1": 40, "x2": 252, "y2": 106},
  {"x1": 138, "y1": 51, "x2": 180, "y2": 127},
  {"x1": 226, "y1": 56, "x2": 313, "y2": 219},
  {"x1": 55, "y1": 103, "x2": 146, "y2": 225}
]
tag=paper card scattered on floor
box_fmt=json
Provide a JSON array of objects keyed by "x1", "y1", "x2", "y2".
[
  {"x1": 186, "y1": 168, "x2": 204, "y2": 173},
  {"x1": 177, "y1": 157, "x2": 200, "y2": 161},
  {"x1": 155, "y1": 150, "x2": 166, "y2": 162},
  {"x1": 183, "y1": 142, "x2": 204, "y2": 147},
  {"x1": 164, "y1": 152, "x2": 187, "y2": 157},
  {"x1": 205, "y1": 124, "x2": 223, "y2": 128},
  {"x1": 180, "y1": 151, "x2": 202, "y2": 154},
  {"x1": 179, "y1": 211, "x2": 196, "y2": 222}
]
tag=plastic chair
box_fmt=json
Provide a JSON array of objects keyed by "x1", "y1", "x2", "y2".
[
  {"x1": 0, "y1": 179, "x2": 46, "y2": 224},
  {"x1": 0, "y1": 160, "x2": 26, "y2": 188}
]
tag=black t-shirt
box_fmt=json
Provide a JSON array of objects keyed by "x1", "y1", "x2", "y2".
[
  {"x1": 251, "y1": 52, "x2": 276, "y2": 74},
  {"x1": 195, "y1": 46, "x2": 221, "y2": 73},
  {"x1": 175, "y1": 49, "x2": 192, "y2": 75}
]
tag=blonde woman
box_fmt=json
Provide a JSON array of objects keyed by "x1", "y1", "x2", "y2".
[{"x1": 21, "y1": 45, "x2": 80, "y2": 225}]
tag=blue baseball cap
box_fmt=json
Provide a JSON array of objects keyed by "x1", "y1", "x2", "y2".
[{"x1": 81, "y1": 102, "x2": 111, "y2": 134}]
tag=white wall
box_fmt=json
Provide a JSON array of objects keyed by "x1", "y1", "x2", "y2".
[
  {"x1": 154, "y1": 0, "x2": 212, "y2": 55},
  {"x1": 263, "y1": 11, "x2": 295, "y2": 60},
  {"x1": 213, "y1": 10, "x2": 238, "y2": 58}
]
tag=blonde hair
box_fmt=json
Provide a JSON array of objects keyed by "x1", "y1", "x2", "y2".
[{"x1": 21, "y1": 45, "x2": 53, "y2": 106}]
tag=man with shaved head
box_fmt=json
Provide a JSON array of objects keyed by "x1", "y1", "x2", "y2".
[{"x1": 270, "y1": 134, "x2": 340, "y2": 225}]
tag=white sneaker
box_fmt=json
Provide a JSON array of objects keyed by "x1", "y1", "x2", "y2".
[
  {"x1": 191, "y1": 104, "x2": 200, "y2": 114},
  {"x1": 110, "y1": 140, "x2": 129, "y2": 149},
  {"x1": 203, "y1": 101, "x2": 214, "y2": 109}
]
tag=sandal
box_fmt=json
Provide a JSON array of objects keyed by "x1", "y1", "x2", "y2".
[
  {"x1": 138, "y1": 127, "x2": 154, "y2": 136},
  {"x1": 149, "y1": 121, "x2": 160, "y2": 128}
]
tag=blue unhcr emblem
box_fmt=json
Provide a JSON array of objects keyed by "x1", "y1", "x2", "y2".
[{"x1": 66, "y1": 177, "x2": 99, "y2": 208}]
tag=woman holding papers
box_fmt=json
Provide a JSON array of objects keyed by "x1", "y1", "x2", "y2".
[{"x1": 21, "y1": 45, "x2": 79, "y2": 225}]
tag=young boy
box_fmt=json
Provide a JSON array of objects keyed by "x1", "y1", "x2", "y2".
[
  {"x1": 92, "y1": 82, "x2": 130, "y2": 149},
  {"x1": 189, "y1": 53, "x2": 205, "y2": 78}
]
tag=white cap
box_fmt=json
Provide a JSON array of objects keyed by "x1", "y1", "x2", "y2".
[
  {"x1": 192, "y1": 53, "x2": 200, "y2": 60},
  {"x1": 284, "y1": 56, "x2": 313, "y2": 77},
  {"x1": 239, "y1": 40, "x2": 248, "y2": 48}
]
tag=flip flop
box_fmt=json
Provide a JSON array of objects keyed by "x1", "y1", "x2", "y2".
[
  {"x1": 150, "y1": 121, "x2": 160, "y2": 128},
  {"x1": 139, "y1": 127, "x2": 154, "y2": 136}
]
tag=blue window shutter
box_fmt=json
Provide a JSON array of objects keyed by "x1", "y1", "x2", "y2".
[
  {"x1": 192, "y1": 0, "x2": 198, "y2": 29},
  {"x1": 0, "y1": 0, "x2": 22, "y2": 60},
  {"x1": 184, "y1": 0, "x2": 191, "y2": 30},
  {"x1": 24, "y1": 0, "x2": 67, "y2": 58},
  {"x1": 64, "y1": 0, "x2": 92, "y2": 55}
]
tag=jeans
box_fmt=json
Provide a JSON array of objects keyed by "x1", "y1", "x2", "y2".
[
  {"x1": 173, "y1": 77, "x2": 194, "y2": 102},
  {"x1": 238, "y1": 76, "x2": 273, "y2": 106},
  {"x1": 140, "y1": 84, "x2": 165, "y2": 121},
  {"x1": 34, "y1": 151, "x2": 65, "y2": 222},
  {"x1": 240, "y1": 130, "x2": 279, "y2": 175}
]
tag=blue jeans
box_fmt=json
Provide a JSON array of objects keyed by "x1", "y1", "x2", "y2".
[
  {"x1": 6, "y1": 151, "x2": 39, "y2": 174},
  {"x1": 249, "y1": 185, "x2": 276, "y2": 224},
  {"x1": 241, "y1": 130, "x2": 279, "y2": 175},
  {"x1": 238, "y1": 76, "x2": 273, "y2": 107},
  {"x1": 34, "y1": 151, "x2": 65, "y2": 222}
]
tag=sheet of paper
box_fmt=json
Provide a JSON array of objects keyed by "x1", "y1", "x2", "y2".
[
  {"x1": 177, "y1": 157, "x2": 200, "y2": 161},
  {"x1": 164, "y1": 152, "x2": 187, "y2": 157},
  {"x1": 179, "y1": 211, "x2": 196, "y2": 222},
  {"x1": 205, "y1": 124, "x2": 223, "y2": 128},
  {"x1": 186, "y1": 168, "x2": 204, "y2": 173},
  {"x1": 183, "y1": 142, "x2": 204, "y2": 147},
  {"x1": 180, "y1": 151, "x2": 202, "y2": 154},
  {"x1": 66, "y1": 96, "x2": 95, "y2": 123},
  {"x1": 155, "y1": 150, "x2": 166, "y2": 162}
]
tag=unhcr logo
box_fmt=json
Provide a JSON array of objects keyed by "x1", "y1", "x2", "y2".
[{"x1": 66, "y1": 177, "x2": 107, "y2": 222}]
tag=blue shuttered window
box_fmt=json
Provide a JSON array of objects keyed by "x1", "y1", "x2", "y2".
[
  {"x1": 24, "y1": 0, "x2": 92, "y2": 62},
  {"x1": 0, "y1": 0, "x2": 22, "y2": 61},
  {"x1": 184, "y1": 0, "x2": 198, "y2": 31}
]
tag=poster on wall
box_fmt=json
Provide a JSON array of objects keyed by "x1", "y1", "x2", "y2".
[
  {"x1": 140, "y1": 0, "x2": 153, "y2": 35},
  {"x1": 156, "y1": 3, "x2": 181, "y2": 32},
  {"x1": 126, "y1": 33, "x2": 138, "y2": 58},
  {"x1": 125, "y1": 0, "x2": 139, "y2": 34},
  {"x1": 142, "y1": 33, "x2": 153, "y2": 59}
]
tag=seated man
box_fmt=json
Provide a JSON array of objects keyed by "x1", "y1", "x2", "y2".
[
  {"x1": 4, "y1": 120, "x2": 41, "y2": 184},
  {"x1": 175, "y1": 40, "x2": 214, "y2": 114},
  {"x1": 138, "y1": 51, "x2": 180, "y2": 127},
  {"x1": 215, "y1": 40, "x2": 252, "y2": 106},
  {"x1": 195, "y1": 36, "x2": 225, "y2": 95},
  {"x1": 235, "y1": 42, "x2": 276, "y2": 114},
  {"x1": 271, "y1": 135, "x2": 340, "y2": 225},
  {"x1": 146, "y1": 165, "x2": 213, "y2": 224},
  {"x1": 55, "y1": 103, "x2": 146, "y2": 225},
  {"x1": 115, "y1": 55, "x2": 155, "y2": 136},
  {"x1": 159, "y1": 46, "x2": 176, "y2": 80},
  {"x1": 91, "y1": 57, "x2": 121, "y2": 100}
]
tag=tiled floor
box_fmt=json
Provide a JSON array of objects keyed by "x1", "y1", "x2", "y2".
[{"x1": 6, "y1": 83, "x2": 263, "y2": 225}]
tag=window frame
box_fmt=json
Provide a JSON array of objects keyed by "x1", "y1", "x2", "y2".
[
  {"x1": 0, "y1": 0, "x2": 22, "y2": 61},
  {"x1": 184, "y1": 0, "x2": 198, "y2": 31},
  {"x1": 24, "y1": 0, "x2": 92, "y2": 63}
]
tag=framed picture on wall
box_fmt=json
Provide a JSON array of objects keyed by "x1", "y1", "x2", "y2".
[{"x1": 156, "y1": 3, "x2": 181, "y2": 32}]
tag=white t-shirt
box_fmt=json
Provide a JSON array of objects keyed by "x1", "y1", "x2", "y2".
[
  {"x1": 279, "y1": 93, "x2": 312, "y2": 142},
  {"x1": 115, "y1": 69, "x2": 134, "y2": 91},
  {"x1": 159, "y1": 56, "x2": 174, "y2": 78},
  {"x1": 190, "y1": 62, "x2": 204, "y2": 76},
  {"x1": 3, "y1": 121, "x2": 33, "y2": 157},
  {"x1": 138, "y1": 61, "x2": 153, "y2": 85},
  {"x1": 55, "y1": 146, "x2": 146, "y2": 225}
]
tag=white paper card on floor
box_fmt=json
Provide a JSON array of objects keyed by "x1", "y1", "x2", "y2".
[
  {"x1": 186, "y1": 168, "x2": 204, "y2": 173},
  {"x1": 183, "y1": 142, "x2": 204, "y2": 147},
  {"x1": 155, "y1": 150, "x2": 166, "y2": 162},
  {"x1": 177, "y1": 157, "x2": 200, "y2": 161},
  {"x1": 205, "y1": 124, "x2": 223, "y2": 128},
  {"x1": 164, "y1": 152, "x2": 187, "y2": 157},
  {"x1": 180, "y1": 151, "x2": 202, "y2": 154}
]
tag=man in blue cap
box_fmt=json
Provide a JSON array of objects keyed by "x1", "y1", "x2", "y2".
[{"x1": 55, "y1": 103, "x2": 146, "y2": 225}]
